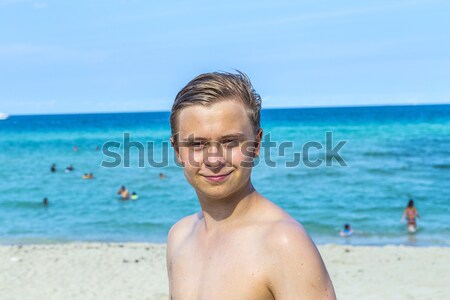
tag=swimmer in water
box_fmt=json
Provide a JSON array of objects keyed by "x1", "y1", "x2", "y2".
[
  {"x1": 117, "y1": 185, "x2": 130, "y2": 200},
  {"x1": 51, "y1": 164, "x2": 56, "y2": 173},
  {"x1": 65, "y1": 164, "x2": 74, "y2": 173},
  {"x1": 159, "y1": 172, "x2": 165, "y2": 179},
  {"x1": 131, "y1": 192, "x2": 138, "y2": 200},
  {"x1": 43, "y1": 198, "x2": 48, "y2": 206},
  {"x1": 401, "y1": 199, "x2": 421, "y2": 233},
  {"x1": 82, "y1": 173, "x2": 94, "y2": 179},
  {"x1": 340, "y1": 224, "x2": 353, "y2": 237}
]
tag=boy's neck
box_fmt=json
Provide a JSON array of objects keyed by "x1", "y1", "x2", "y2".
[{"x1": 197, "y1": 181, "x2": 258, "y2": 232}]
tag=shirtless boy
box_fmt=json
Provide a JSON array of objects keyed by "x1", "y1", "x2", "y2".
[{"x1": 167, "y1": 71, "x2": 336, "y2": 300}]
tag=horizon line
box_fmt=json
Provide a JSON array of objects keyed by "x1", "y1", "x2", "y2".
[{"x1": 5, "y1": 102, "x2": 450, "y2": 117}]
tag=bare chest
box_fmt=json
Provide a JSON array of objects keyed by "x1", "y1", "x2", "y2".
[{"x1": 170, "y1": 240, "x2": 273, "y2": 300}]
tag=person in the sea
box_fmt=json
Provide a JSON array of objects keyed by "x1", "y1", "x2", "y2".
[
  {"x1": 401, "y1": 199, "x2": 421, "y2": 232},
  {"x1": 43, "y1": 198, "x2": 48, "y2": 206},
  {"x1": 340, "y1": 223, "x2": 353, "y2": 237},
  {"x1": 65, "y1": 164, "x2": 74, "y2": 173},
  {"x1": 159, "y1": 172, "x2": 165, "y2": 179},
  {"x1": 131, "y1": 192, "x2": 138, "y2": 200},
  {"x1": 166, "y1": 71, "x2": 336, "y2": 300},
  {"x1": 82, "y1": 173, "x2": 94, "y2": 179},
  {"x1": 50, "y1": 164, "x2": 56, "y2": 173},
  {"x1": 117, "y1": 185, "x2": 129, "y2": 200}
]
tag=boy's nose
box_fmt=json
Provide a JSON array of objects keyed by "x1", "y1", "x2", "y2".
[{"x1": 204, "y1": 142, "x2": 225, "y2": 167}]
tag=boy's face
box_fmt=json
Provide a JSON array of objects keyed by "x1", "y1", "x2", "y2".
[{"x1": 172, "y1": 100, "x2": 261, "y2": 200}]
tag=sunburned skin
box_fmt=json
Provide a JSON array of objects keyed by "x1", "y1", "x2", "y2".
[{"x1": 168, "y1": 100, "x2": 336, "y2": 300}]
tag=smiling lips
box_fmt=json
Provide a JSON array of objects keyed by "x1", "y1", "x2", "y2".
[{"x1": 201, "y1": 172, "x2": 233, "y2": 183}]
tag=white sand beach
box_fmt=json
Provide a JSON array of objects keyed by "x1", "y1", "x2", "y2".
[{"x1": 1, "y1": 243, "x2": 449, "y2": 300}]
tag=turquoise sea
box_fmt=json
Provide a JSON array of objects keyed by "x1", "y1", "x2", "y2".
[{"x1": 1, "y1": 105, "x2": 449, "y2": 246}]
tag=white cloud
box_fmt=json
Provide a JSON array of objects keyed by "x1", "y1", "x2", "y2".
[
  {"x1": 0, "y1": 44, "x2": 106, "y2": 63},
  {"x1": 33, "y1": 2, "x2": 47, "y2": 9},
  {"x1": 0, "y1": 0, "x2": 27, "y2": 5},
  {"x1": 0, "y1": 0, "x2": 47, "y2": 8},
  {"x1": 163, "y1": 0, "x2": 446, "y2": 37},
  {"x1": 0, "y1": 44, "x2": 48, "y2": 55},
  {"x1": 266, "y1": 0, "x2": 446, "y2": 26},
  {"x1": 263, "y1": 92, "x2": 450, "y2": 109}
]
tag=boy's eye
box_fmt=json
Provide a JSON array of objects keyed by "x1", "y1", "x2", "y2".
[
  {"x1": 191, "y1": 142, "x2": 206, "y2": 149},
  {"x1": 222, "y1": 140, "x2": 240, "y2": 147}
]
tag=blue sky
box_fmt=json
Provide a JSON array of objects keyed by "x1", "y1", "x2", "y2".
[{"x1": 0, "y1": 0, "x2": 449, "y2": 115}]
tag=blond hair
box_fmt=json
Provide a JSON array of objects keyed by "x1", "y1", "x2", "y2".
[{"x1": 170, "y1": 71, "x2": 261, "y2": 136}]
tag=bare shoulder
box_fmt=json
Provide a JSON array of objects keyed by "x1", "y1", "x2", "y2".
[
  {"x1": 264, "y1": 218, "x2": 310, "y2": 249},
  {"x1": 259, "y1": 202, "x2": 336, "y2": 300},
  {"x1": 261, "y1": 213, "x2": 316, "y2": 264},
  {"x1": 167, "y1": 213, "x2": 199, "y2": 253},
  {"x1": 257, "y1": 198, "x2": 312, "y2": 250}
]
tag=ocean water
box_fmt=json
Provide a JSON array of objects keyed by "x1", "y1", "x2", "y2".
[{"x1": 1, "y1": 105, "x2": 449, "y2": 246}]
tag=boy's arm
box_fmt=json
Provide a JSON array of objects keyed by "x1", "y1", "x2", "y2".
[
  {"x1": 166, "y1": 225, "x2": 176, "y2": 300},
  {"x1": 265, "y1": 222, "x2": 336, "y2": 300},
  {"x1": 166, "y1": 214, "x2": 197, "y2": 300}
]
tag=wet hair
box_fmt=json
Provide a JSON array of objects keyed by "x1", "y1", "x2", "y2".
[
  {"x1": 170, "y1": 71, "x2": 262, "y2": 137},
  {"x1": 344, "y1": 224, "x2": 350, "y2": 230},
  {"x1": 407, "y1": 199, "x2": 414, "y2": 208}
]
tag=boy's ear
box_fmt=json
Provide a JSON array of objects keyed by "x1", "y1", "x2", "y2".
[
  {"x1": 170, "y1": 135, "x2": 182, "y2": 164},
  {"x1": 254, "y1": 128, "x2": 263, "y2": 157}
]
